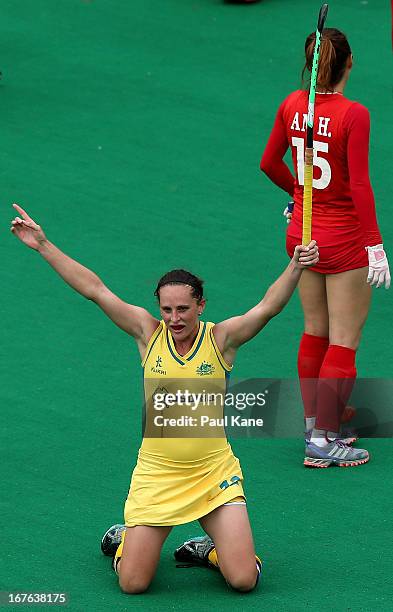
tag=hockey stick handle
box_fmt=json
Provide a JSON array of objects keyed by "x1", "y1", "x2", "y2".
[{"x1": 302, "y1": 148, "x2": 313, "y2": 245}]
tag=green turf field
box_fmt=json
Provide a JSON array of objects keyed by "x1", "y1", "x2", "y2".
[{"x1": 1, "y1": 1, "x2": 392, "y2": 610}]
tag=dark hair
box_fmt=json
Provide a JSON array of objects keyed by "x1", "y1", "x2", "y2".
[
  {"x1": 302, "y1": 28, "x2": 351, "y2": 90},
  {"x1": 154, "y1": 269, "x2": 204, "y2": 302}
]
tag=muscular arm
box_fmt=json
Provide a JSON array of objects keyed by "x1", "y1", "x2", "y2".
[
  {"x1": 345, "y1": 103, "x2": 382, "y2": 246},
  {"x1": 38, "y1": 240, "x2": 158, "y2": 341},
  {"x1": 213, "y1": 243, "x2": 319, "y2": 365},
  {"x1": 260, "y1": 100, "x2": 295, "y2": 197}
]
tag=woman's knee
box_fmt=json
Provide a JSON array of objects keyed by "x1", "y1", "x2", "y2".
[
  {"x1": 225, "y1": 567, "x2": 259, "y2": 593},
  {"x1": 302, "y1": 302, "x2": 329, "y2": 336},
  {"x1": 303, "y1": 311, "x2": 329, "y2": 337},
  {"x1": 304, "y1": 321, "x2": 329, "y2": 337},
  {"x1": 329, "y1": 329, "x2": 362, "y2": 350},
  {"x1": 223, "y1": 561, "x2": 259, "y2": 593},
  {"x1": 119, "y1": 573, "x2": 151, "y2": 595}
]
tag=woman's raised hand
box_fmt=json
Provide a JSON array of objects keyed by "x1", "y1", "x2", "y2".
[{"x1": 10, "y1": 204, "x2": 47, "y2": 250}]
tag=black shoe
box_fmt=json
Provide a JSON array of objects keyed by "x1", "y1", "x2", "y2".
[
  {"x1": 100, "y1": 524, "x2": 126, "y2": 557},
  {"x1": 174, "y1": 535, "x2": 214, "y2": 566}
]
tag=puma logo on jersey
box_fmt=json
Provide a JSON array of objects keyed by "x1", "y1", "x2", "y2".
[{"x1": 291, "y1": 112, "x2": 332, "y2": 138}]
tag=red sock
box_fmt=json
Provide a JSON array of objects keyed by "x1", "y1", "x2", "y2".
[
  {"x1": 297, "y1": 333, "x2": 329, "y2": 418},
  {"x1": 315, "y1": 345, "x2": 357, "y2": 433}
]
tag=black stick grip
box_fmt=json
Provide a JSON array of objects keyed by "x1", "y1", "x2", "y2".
[
  {"x1": 306, "y1": 126, "x2": 313, "y2": 149},
  {"x1": 317, "y1": 4, "x2": 329, "y2": 32}
]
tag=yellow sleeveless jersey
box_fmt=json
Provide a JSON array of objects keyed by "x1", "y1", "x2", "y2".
[
  {"x1": 141, "y1": 320, "x2": 232, "y2": 461},
  {"x1": 124, "y1": 321, "x2": 245, "y2": 526}
]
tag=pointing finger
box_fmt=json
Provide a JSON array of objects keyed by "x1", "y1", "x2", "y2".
[{"x1": 12, "y1": 203, "x2": 32, "y2": 221}]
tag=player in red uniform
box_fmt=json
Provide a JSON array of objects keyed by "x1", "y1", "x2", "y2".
[{"x1": 260, "y1": 28, "x2": 390, "y2": 468}]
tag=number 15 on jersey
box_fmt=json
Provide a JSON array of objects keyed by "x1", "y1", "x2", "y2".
[{"x1": 292, "y1": 137, "x2": 331, "y2": 190}]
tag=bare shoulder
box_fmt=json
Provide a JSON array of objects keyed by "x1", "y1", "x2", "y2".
[
  {"x1": 211, "y1": 319, "x2": 228, "y2": 346},
  {"x1": 142, "y1": 312, "x2": 161, "y2": 343},
  {"x1": 211, "y1": 317, "x2": 239, "y2": 350},
  {"x1": 211, "y1": 320, "x2": 238, "y2": 367},
  {"x1": 94, "y1": 285, "x2": 160, "y2": 341},
  {"x1": 120, "y1": 304, "x2": 160, "y2": 344}
]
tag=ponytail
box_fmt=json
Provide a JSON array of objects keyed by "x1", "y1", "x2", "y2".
[{"x1": 302, "y1": 28, "x2": 351, "y2": 91}]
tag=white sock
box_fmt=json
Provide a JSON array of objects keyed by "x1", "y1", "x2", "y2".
[
  {"x1": 327, "y1": 431, "x2": 340, "y2": 440},
  {"x1": 305, "y1": 417, "x2": 316, "y2": 431},
  {"x1": 310, "y1": 428, "x2": 328, "y2": 447}
]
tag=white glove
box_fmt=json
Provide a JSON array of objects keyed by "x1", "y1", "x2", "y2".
[
  {"x1": 283, "y1": 201, "x2": 294, "y2": 224},
  {"x1": 366, "y1": 244, "x2": 391, "y2": 289}
]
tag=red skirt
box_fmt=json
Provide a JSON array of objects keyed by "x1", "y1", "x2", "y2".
[{"x1": 286, "y1": 231, "x2": 368, "y2": 274}]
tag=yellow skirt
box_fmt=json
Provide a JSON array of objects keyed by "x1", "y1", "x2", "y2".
[{"x1": 124, "y1": 443, "x2": 245, "y2": 527}]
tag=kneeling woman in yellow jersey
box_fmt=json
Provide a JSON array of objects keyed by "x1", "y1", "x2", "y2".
[{"x1": 10, "y1": 203, "x2": 319, "y2": 594}]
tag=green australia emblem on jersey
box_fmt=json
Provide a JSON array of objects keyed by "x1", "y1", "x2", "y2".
[{"x1": 196, "y1": 361, "x2": 215, "y2": 376}]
